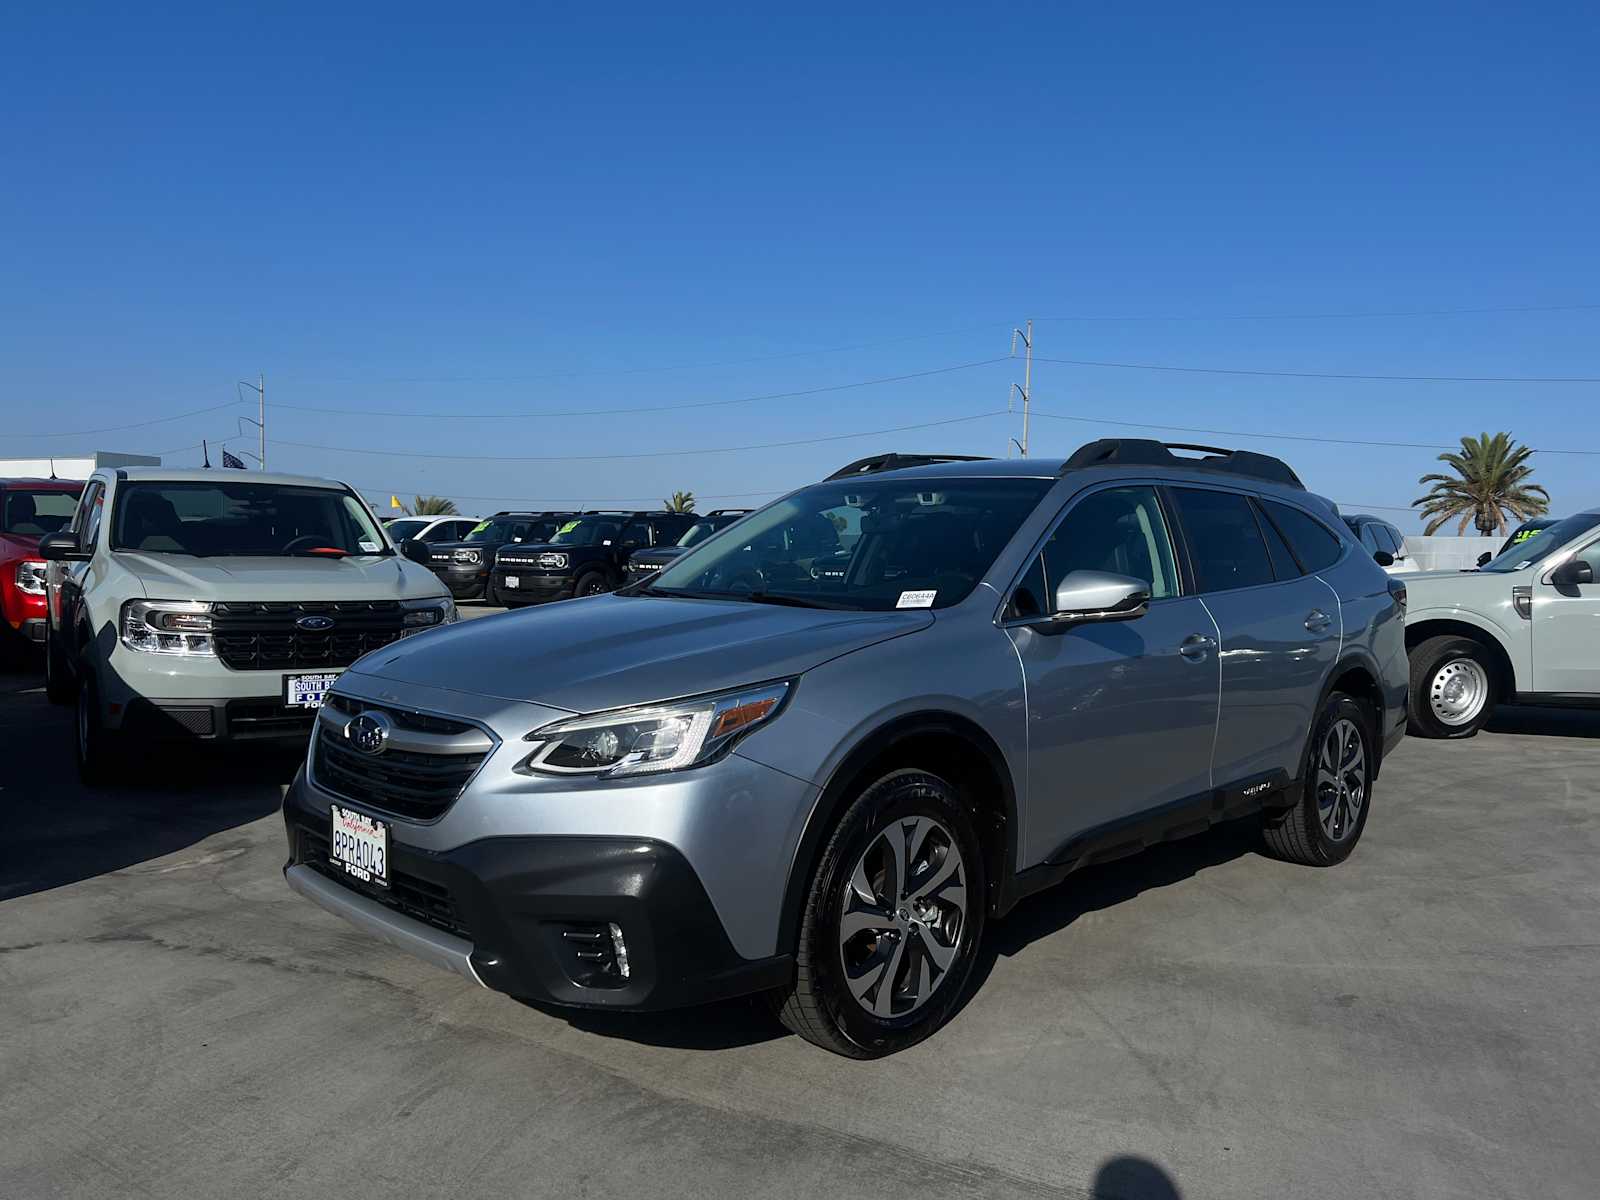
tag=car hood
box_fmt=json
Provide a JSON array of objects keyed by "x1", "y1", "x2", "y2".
[
  {"x1": 345, "y1": 593, "x2": 933, "y2": 712},
  {"x1": 629, "y1": 547, "x2": 684, "y2": 568},
  {"x1": 118, "y1": 553, "x2": 447, "y2": 601}
]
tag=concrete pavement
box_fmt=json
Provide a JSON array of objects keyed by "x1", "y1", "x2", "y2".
[{"x1": 2, "y1": 649, "x2": 1597, "y2": 1199}]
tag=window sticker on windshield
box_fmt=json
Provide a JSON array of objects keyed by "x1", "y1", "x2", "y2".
[
  {"x1": 1514, "y1": 560, "x2": 1533, "y2": 570},
  {"x1": 896, "y1": 589, "x2": 937, "y2": 609},
  {"x1": 470, "y1": 521, "x2": 491, "y2": 534},
  {"x1": 359, "y1": 540, "x2": 379, "y2": 553},
  {"x1": 558, "y1": 520, "x2": 581, "y2": 534}
]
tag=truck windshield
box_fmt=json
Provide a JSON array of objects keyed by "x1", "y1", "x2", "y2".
[
  {"x1": 2, "y1": 488, "x2": 83, "y2": 537},
  {"x1": 1480, "y1": 513, "x2": 1600, "y2": 572},
  {"x1": 467, "y1": 517, "x2": 553, "y2": 544},
  {"x1": 385, "y1": 517, "x2": 428, "y2": 541},
  {"x1": 110, "y1": 481, "x2": 391, "y2": 557},
  {"x1": 549, "y1": 518, "x2": 622, "y2": 547},
  {"x1": 645, "y1": 477, "x2": 1051, "y2": 611}
]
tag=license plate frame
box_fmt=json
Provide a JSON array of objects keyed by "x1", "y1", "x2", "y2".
[
  {"x1": 284, "y1": 671, "x2": 341, "y2": 708},
  {"x1": 503, "y1": 576, "x2": 520, "y2": 588},
  {"x1": 329, "y1": 804, "x2": 389, "y2": 888}
]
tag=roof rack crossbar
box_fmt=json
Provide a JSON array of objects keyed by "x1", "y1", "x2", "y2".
[
  {"x1": 1061, "y1": 438, "x2": 1304, "y2": 489},
  {"x1": 825, "y1": 452, "x2": 994, "y2": 481}
]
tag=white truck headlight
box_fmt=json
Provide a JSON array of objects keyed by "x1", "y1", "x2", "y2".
[
  {"x1": 120, "y1": 600, "x2": 216, "y2": 656},
  {"x1": 517, "y1": 680, "x2": 791, "y2": 778},
  {"x1": 402, "y1": 597, "x2": 458, "y2": 626}
]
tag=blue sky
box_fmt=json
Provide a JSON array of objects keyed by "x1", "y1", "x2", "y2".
[{"x1": 3, "y1": 2, "x2": 1596, "y2": 527}]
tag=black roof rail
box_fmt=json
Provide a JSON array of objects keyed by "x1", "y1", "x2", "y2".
[
  {"x1": 825, "y1": 453, "x2": 994, "y2": 481},
  {"x1": 704, "y1": 508, "x2": 753, "y2": 517},
  {"x1": 1061, "y1": 438, "x2": 1304, "y2": 490}
]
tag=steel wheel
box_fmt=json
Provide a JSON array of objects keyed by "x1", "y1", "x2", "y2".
[
  {"x1": 836, "y1": 816, "x2": 968, "y2": 1019},
  {"x1": 1315, "y1": 717, "x2": 1367, "y2": 843},
  {"x1": 1429, "y1": 658, "x2": 1490, "y2": 727}
]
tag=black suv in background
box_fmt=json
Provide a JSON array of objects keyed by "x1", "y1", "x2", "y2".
[
  {"x1": 423, "y1": 511, "x2": 578, "y2": 602},
  {"x1": 623, "y1": 508, "x2": 753, "y2": 585},
  {"x1": 491, "y1": 510, "x2": 697, "y2": 607}
]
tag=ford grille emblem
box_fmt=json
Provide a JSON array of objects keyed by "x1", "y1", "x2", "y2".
[
  {"x1": 346, "y1": 711, "x2": 392, "y2": 756},
  {"x1": 296, "y1": 614, "x2": 336, "y2": 631}
]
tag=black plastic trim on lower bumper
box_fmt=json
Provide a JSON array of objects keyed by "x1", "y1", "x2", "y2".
[
  {"x1": 119, "y1": 696, "x2": 317, "y2": 742},
  {"x1": 20, "y1": 618, "x2": 47, "y2": 643},
  {"x1": 282, "y1": 778, "x2": 792, "y2": 1011}
]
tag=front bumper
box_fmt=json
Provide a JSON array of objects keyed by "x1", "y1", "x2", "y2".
[
  {"x1": 489, "y1": 567, "x2": 574, "y2": 605},
  {"x1": 96, "y1": 653, "x2": 327, "y2": 740},
  {"x1": 428, "y1": 561, "x2": 489, "y2": 599},
  {"x1": 282, "y1": 774, "x2": 793, "y2": 1009}
]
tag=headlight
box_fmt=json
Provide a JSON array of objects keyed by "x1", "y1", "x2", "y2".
[
  {"x1": 517, "y1": 680, "x2": 791, "y2": 778},
  {"x1": 453, "y1": 549, "x2": 481, "y2": 564},
  {"x1": 120, "y1": 600, "x2": 216, "y2": 656},
  {"x1": 402, "y1": 596, "x2": 458, "y2": 626},
  {"x1": 14, "y1": 560, "x2": 47, "y2": 596}
]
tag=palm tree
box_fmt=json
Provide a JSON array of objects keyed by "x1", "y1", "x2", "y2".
[
  {"x1": 1414, "y1": 432, "x2": 1549, "y2": 536},
  {"x1": 663, "y1": 490, "x2": 696, "y2": 513},
  {"x1": 411, "y1": 495, "x2": 459, "y2": 516}
]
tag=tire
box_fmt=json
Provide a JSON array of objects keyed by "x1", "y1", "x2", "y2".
[
  {"x1": 770, "y1": 769, "x2": 986, "y2": 1058},
  {"x1": 573, "y1": 570, "x2": 612, "y2": 598},
  {"x1": 1407, "y1": 635, "x2": 1497, "y2": 739},
  {"x1": 1263, "y1": 692, "x2": 1375, "y2": 866},
  {"x1": 74, "y1": 670, "x2": 123, "y2": 787},
  {"x1": 45, "y1": 628, "x2": 76, "y2": 705}
]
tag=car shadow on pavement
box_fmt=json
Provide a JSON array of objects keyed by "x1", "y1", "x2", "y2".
[
  {"x1": 0, "y1": 665, "x2": 300, "y2": 901},
  {"x1": 517, "y1": 994, "x2": 789, "y2": 1050},
  {"x1": 1485, "y1": 704, "x2": 1600, "y2": 739},
  {"x1": 962, "y1": 818, "x2": 1260, "y2": 1009}
]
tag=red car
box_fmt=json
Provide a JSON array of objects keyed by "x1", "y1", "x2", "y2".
[{"x1": 1, "y1": 478, "x2": 84, "y2": 659}]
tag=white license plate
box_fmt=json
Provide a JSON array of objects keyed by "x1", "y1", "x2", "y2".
[
  {"x1": 284, "y1": 672, "x2": 341, "y2": 708},
  {"x1": 330, "y1": 804, "x2": 389, "y2": 888},
  {"x1": 503, "y1": 576, "x2": 520, "y2": 588}
]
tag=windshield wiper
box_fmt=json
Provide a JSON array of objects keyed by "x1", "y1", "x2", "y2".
[{"x1": 740, "y1": 590, "x2": 857, "y2": 610}]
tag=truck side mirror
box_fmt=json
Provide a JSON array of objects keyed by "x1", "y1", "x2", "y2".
[
  {"x1": 1552, "y1": 559, "x2": 1594, "y2": 586},
  {"x1": 400, "y1": 538, "x2": 432, "y2": 564},
  {"x1": 38, "y1": 531, "x2": 90, "y2": 562},
  {"x1": 1373, "y1": 550, "x2": 1395, "y2": 567}
]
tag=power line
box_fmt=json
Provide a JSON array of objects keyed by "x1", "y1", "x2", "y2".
[
  {"x1": 278, "y1": 322, "x2": 1009, "y2": 385},
  {"x1": 272, "y1": 409, "x2": 1010, "y2": 463},
  {"x1": 1032, "y1": 356, "x2": 1600, "y2": 384},
  {"x1": 1033, "y1": 302, "x2": 1600, "y2": 323},
  {"x1": 354, "y1": 485, "x2": 787, "y2": 505},
  {"x1": 1027, "y1": 408, "x2": 1600, "y2": 456},
  {"x1": 265, "y1": 357, "x2": 1011, "y2": 419},
  {"x1": 4, "y1": 399, "x2": 245, "y2": 439}
]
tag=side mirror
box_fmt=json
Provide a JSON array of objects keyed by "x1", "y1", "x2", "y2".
[
  {"x1": 1552, "y1": 559, "x2": 1594, "y2": 587},
  {"x1": 38, "y1": 531, "x2": 89, "y2": 562},
  {"x1": 1373, "y1": 550, "x2": 1395, "y2": 567},
  {"x1": 1050, "y1": 570, "x2": 1151, "y2": 624},
  {"x1": 400, "y1": 538, "x2": 432, "y2": 565},
  {"x1": 1477, "y1": 552, "x2": 1493, "y2": 568}
]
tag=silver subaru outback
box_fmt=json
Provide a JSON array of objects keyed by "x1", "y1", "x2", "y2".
[{"x1": 283, "y1": 439, "x2": 1408, "y2": 1057}]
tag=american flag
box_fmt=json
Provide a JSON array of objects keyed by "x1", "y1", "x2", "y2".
[{"x1": 221, "y1": 448, "x2": 246, "y2": 469}]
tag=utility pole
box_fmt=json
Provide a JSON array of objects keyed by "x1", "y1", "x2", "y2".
[
  {"x1": 237, "y1": 374, "x2": 265, "y2": 468},
  {"x1": 1009, "y1": 320, "x2": 1033, "y2": 457}
]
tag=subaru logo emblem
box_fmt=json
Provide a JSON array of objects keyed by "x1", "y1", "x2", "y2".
[
  {"x1": 346, "y1": 711, "x2": 392, "y2": 756},
  {"x1": 296, "y1": 614, "x2": 336, "y2": 631}
]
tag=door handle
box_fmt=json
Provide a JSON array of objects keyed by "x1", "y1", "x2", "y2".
[
  {"x1": 1179, "y1": 633, "x2": 1216, "y2": 661},
  {"x1": 1304, "y1": 610, "x2": 1332, "y2": 633}
]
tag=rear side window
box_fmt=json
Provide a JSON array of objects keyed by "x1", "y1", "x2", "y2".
[
  {"x1": 1376, "y1": 524, "x2": 1401, "y2": 555},
  {"x1": 1171, "y1": 489, "x2": 1275, "y2": 592},
  {"x1": 1262, "y1": 501, "x2": 1345, "y2": 573},
  {"x1": 1255, "y1": 501, "x2": 1303, "y2": 579}
]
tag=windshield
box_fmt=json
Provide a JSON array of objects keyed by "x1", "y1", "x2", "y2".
[
  {"x1": 549, "y1": 517, "x2": 623, "y2": 547},
  {"x1": 1481, "y1": 513, "x2": 1600, "y2": 572},
  {"x1": 677, "y1": 520, "x2": 719, "y2": 548},
  {"x1": 466, "y1": 516, "x2": 558, "y2": 544},
  {"x1": 386, "y1": 517, "x2": 427, "y2": 540},
  {"x1": 646, "y1": 477, "x2": 1051, "y2": 610},
  {"x1": 110, "y1": 481, "x2": 391, "y2": 557},
  {"x1": 2, "y1": 488, "x2": 83, "y2": 537}
]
